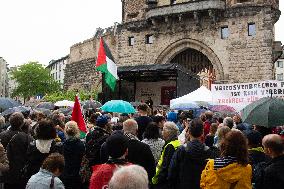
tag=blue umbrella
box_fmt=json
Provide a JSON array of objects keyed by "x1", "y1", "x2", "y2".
[
  {"x1": 101, "y1": 100, "x2": 136, "y2": 113},
  {"x1": 0, "y1": 98, "x2": 21, "y2": 112},
  {"x1": 36, "y1": 102, "x2": 55, "y2": 110},
  {"x1": 1, "y1": 106, "x2": 31, "y2": 116}
]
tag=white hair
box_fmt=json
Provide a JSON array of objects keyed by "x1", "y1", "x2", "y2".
[
  {"x1": 109, "y1": 165, "x2": 149, "y2": 189},
  {"x1": 123, "y1": 119, "x2": 138, "y2": 135},
  {"x1": 163, "y1": 121, "x2": 179, "y2": 138}
]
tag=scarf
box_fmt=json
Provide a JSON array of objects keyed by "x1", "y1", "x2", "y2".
[
  {"x1": 124, "y1": 132, "x2": 139, "y2": 141},
  {"x1": 249, "y1": 147, "x2": 264, "y2": 153},
  {"x1": 36, "y1": 139, "x2": 53, "y2": 153}
]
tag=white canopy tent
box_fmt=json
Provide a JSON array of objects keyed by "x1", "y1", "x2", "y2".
[{"x1": 170, "y1": 86, "x2": 213, "y2": 109}]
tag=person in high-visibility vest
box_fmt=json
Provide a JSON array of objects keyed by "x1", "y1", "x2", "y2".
[{"x1": 152, "y1": 121, "x2": 181, "y2": 188}]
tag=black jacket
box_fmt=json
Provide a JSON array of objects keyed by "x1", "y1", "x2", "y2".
[
  {"x1": 62, "y1": 138, "x2": 85, "y2": 178},
  {"x1": 249, "y1": 149, "x2": 271, "y2": 186},
  {"x1": 100, "y1": 133, "x2": 156, "y2": 182},
  {"x1": 168, "y1": 140, "x2": 213, "y2": 189},
  {"x1": 61, "y1": 138, "x2": 85, "y2": 189},
  {"x1": 135, "y1": 116, "x2": 152, "y2": 140},
  {"x1": 86, "y1": 126, "x2": 110, "y2": 166},
  {"x1": 6, "y1": 132, "x2": 33, "y2": 184},
  {"x1": 127, "y1": 139, "x2": 156, "y2": 181},
  {"x1": 261, "y1": 155, "x2": 284, "y2": 189},
  {"x1": 0, "y1": 128, "x2": 22, "y2": 149},
  {"x1": 23, "y1": 140, "x2": 62, "y2": 183}
]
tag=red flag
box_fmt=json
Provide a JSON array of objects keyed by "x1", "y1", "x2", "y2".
[{"x1": 71, "y1": 95, "x2": 87, "y2": 133}]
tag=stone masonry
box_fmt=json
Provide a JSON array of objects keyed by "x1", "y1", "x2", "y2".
[{"x1": 64, "y1": 0, "x2": 281, "y2": 93}]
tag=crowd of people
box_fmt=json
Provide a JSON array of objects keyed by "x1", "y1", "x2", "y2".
[{"x1": 0, "y1": 102, "x2": 283, "y2": 189}]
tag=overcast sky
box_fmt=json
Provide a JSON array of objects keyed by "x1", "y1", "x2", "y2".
[{"x1": 0, "y1": 0, "x2": 283, "y2": 67}]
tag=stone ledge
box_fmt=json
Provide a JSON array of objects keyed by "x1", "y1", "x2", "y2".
[{"x1": 146, "y1": 0, "x2": 225, "y2": 19}]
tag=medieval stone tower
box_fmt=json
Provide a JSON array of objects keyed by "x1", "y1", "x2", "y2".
[{"x1": 64, "y1": 0, "x2": 281, "y2": 104}]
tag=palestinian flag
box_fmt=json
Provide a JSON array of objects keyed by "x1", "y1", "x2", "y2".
[{"x1": 96, "y1": 37, "x2": 118, "y2": 91}]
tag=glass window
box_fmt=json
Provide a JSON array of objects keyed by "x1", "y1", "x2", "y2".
[
  {"x1": 128, "y1": 37, "x2": 134, "y2": 46},
  {"x1": 221, "y1": 26, "x2": 229, "y2": 39},
  {"x1": 146, "y1": 35, "x2": 154, "y2": 44},
  {"x1": 277, "y1": 74, "x2": 283, "y2": 81},
  {"x1": 248, "y1": 23, "x2": 256, "y2": 36},
  {"x1": 277, "y1": 61, "x2": 283, "y2": 68}
]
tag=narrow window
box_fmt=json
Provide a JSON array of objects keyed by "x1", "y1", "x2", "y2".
[
  {"x1": 221, "y1": 26, "x2": 229, "y2": 39},
  {"x1": 146, "y1": 35, "x2": 154, "y2": 44},
  {"x1": 248, "y1": 23, "x2": 256, "y2": 36},
  {"x1": 128, "y1": 37, "x2": 134, "y2": 46},
  {"x1": 277, "y1": 73, "x2": 283, "y2": 81},
  {"x1": 170, "y1": 0, "x2": 177, "y2": 5},
  {"x1": 277, "y1": 61, "x2": 283, "y2": 68}
]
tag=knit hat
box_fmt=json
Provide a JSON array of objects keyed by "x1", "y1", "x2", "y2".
[
  {"x1": 106, "y1": 133, "x2": 129, "y2": 159},
  {"x1": 96, "y1": 115, "x2": 108, "y2": 128}
]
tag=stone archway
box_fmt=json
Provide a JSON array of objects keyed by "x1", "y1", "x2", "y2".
[{"x1": 155, "y1": 38, "x2": 224, "y2": 81}]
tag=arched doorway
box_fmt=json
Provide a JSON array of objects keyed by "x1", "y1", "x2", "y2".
[
  {"x1": 171, "y1": 48, "x2": 214, "y2": 88},
  {"x1": 156, "y1": 38, "x2": 224, "y2": 101},
  {"x1": 156, "y1": 38, "x2": 224, "y2": 81}
]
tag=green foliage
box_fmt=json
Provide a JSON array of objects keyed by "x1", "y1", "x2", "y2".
[
  {"x1": 11, "y1": 62, "x2": 61, "y2": 100},
  {"x1": 44, "y1": 90, "x2": 98, "y2": 103}
]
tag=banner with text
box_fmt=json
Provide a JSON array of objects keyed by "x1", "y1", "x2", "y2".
[{"x1": 212, "y1": 80, "x2": 284, "y2": 112}]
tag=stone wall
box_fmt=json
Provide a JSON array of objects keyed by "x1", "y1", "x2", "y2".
[
  {"x1": 65, "y1": 0, "x2": 280, "y2": 93},
  {"x1": 64, "y1": 58, "x2": 101, "y2": 91},
  {"x1": 122, "y1": 0, "x2": 146, "y2": 23}
]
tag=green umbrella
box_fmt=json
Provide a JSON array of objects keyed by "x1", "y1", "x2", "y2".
[
  {"x1": 241, "y1": 97, "x2": 284, "y2": 128},
  {"x1": 101, "y1": 100, "x2": 135, "y2": 113}
]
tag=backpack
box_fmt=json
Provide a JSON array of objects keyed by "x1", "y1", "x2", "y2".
[
  {"x1": 85, "y1": 128, "x2": 110, "y2": 166},
  {"x1": 79, "y1": 155, "x2": 92, "y2": 184}
]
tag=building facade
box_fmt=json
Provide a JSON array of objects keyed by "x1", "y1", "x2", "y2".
[
  {"x1": 47, "y1": 55, "x2": 69, "y2": 88},
  {"x1": 64, "y1": 0, "x2": 282, "y2": 104},
  {"x1": 0, "y1": 57, "x2": 9, "y2": 97},
  {"x1": 275, "y1": 48, "x2": 284, "y2": 81},
  {"x1": 7, "y1": 66, "x2": 18, "y2": 98}
]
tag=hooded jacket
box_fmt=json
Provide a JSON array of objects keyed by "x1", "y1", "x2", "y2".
[
  {"x1": 89, "y1": 159, "x2": 131, "y2": 189},
  {"x1": 200, "y1": 159, "x2": 252, "y2": 189},
  {"x1": 168, "y1": 139, "x2": 213, "y2": 189}
]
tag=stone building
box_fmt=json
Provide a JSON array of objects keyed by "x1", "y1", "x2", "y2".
[
  {"x1": 65, "y1": 0, "x2": 282, "y2": 105},
  {"x1": 46, "y1": 55, "x2": 69, "y2": 88},
  {"x1": 0, "y1": 57, "x2": 9, "y2": 97},
  {"x1": 275, "y1": 48, "x2": 284, "y2": 81}
]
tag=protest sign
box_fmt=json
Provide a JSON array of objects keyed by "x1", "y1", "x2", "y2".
[{"x1": 212, "y1": 80, "x2": 284, "y2": 112}]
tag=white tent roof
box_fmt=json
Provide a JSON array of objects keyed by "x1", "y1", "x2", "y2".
[{"x1": 170, "y1": 86, "x2": 213, "y2": 106}]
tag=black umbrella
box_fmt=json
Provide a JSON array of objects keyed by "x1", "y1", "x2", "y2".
[
  {"x1": 0, "y1": 97, "x2": 21, "y2": 112},
  {"x1": 36, "y1": 102, "x2": 55, "y2": 110},
  {"x1": 82, "y1": 100, "x2": 102, "y2": 110},
  {"x1": 1, "y1": 106, "x2": 31, "y2": 116},
  {"x1": 58, "y1": 107, "x2": 73, "y2": 116},
  {"x1": 33, "y1": 108, "x2": 52, "y2": 117}
]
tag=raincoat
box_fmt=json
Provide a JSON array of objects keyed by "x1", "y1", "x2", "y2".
[{"x1": 200, "y1": 159, "x2": 252, "y2": 189}]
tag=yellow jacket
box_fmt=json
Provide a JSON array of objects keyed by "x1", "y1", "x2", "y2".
[{"x1": 200, "y1": 159, "x2": 252, "y2": 189}]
